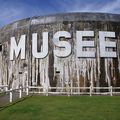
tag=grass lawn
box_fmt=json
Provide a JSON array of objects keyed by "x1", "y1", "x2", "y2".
[{"x1": 0, "y1": 96, "x2": 120, "y2": 120}]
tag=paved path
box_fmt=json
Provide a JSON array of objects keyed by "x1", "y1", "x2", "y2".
[
  {"x1": 0, "y1": 93, "x2": 10, "y2": 106},
  {"x1": 0, "y1": 91, "x2": 26, "y2": 106}
]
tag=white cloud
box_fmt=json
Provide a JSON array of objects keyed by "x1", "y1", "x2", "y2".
[
  {"x1": 99, "y1": 0, "x2": 120, "y2": 13},
  {"x1": 0, "y1": 4, "x2": 24, "y2": 27},
  {"x1": 52, "y1": 0, "x2": 120, "y2": 13},
  {"x1": 0, "y1": 1, "x2": 49, "y2": 27}
]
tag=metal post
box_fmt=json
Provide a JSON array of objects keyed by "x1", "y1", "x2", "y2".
[
  {"x1": 46, "y1": 86, "x2": 48, "y2": 96},
  {"x1": 67, "y1": 85, "x2": 70, "y2": 97},
  {"x1": 19, "y1": 86, "x2": 22, "y2": 98},
  {"x1": 70, "y1": 80, "x2": 73, "y2": 95},
  {"x1": 39, "y1": 87, "x2": 41, "y2": 94},
  {"x1": 5, "y1": 86, "x2": 8, "y2": 91},
  {"x1": 90, "y1": 86, "x2": 92, "y2": 96},
  {"x1": 78, "y1": 86, "x2": 80, "y2": 95},
  {"x1": 26, "y1": 86, "x2": 29, "y2": 96},
  {"x1": 110, "y1": 86, "x2": 113, "y2": 96},
  {"x1": 10, "y1": 88, "x2": 13, "y2": 103}
]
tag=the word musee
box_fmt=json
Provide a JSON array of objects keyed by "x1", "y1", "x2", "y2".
[{"x1": 10, "y1": 31, "x2": 117, "y2": 60}]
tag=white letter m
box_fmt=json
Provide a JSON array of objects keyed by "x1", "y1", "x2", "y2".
[{"x1": 10, "y1": 35, "x2": 26, "y2": 60}]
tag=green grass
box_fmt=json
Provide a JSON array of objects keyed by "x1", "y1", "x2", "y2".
[
  {"x1": 0, "y1": 96, "x2": 120, "y2": 120},
  {"x1": 0, "y1": 92, "x2": 6, "y2": 96}
]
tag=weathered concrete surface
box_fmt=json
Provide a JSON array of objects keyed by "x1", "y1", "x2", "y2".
[{"x1": 0, "y1": 12, "x2": 120, "y2": 92}]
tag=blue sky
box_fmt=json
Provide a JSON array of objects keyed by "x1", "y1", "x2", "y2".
[{"x1": 0, "y1": 0, "x2": 120, "y2": 27}]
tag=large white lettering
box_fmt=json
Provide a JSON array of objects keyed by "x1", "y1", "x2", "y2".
[
  {"x1": 76, "y1": 31, "x2": 95, "y2": 58},
  {"x1": 99, "y1": 31, "x2": 116, "y2": 57},
  {"x1": 53, "y1": 31, "x2": 71, "y2": 57},
  {"x1": 10, "y1": 35, "x2": 26, "y2": 60},
  {"x1": 9, "y1": 31, "x2": 117, "y2": 60},
  {"x1": 32, "y1": 32, "x2": 48, "y2": 58}
]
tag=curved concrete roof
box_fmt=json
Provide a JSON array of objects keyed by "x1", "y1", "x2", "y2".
[
  {"x1": 0, "y1": 12, "x2": 120, "y2": 32},
  {"x1": 31, "y1": 12, "x2": 120, "y2": 23}
]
